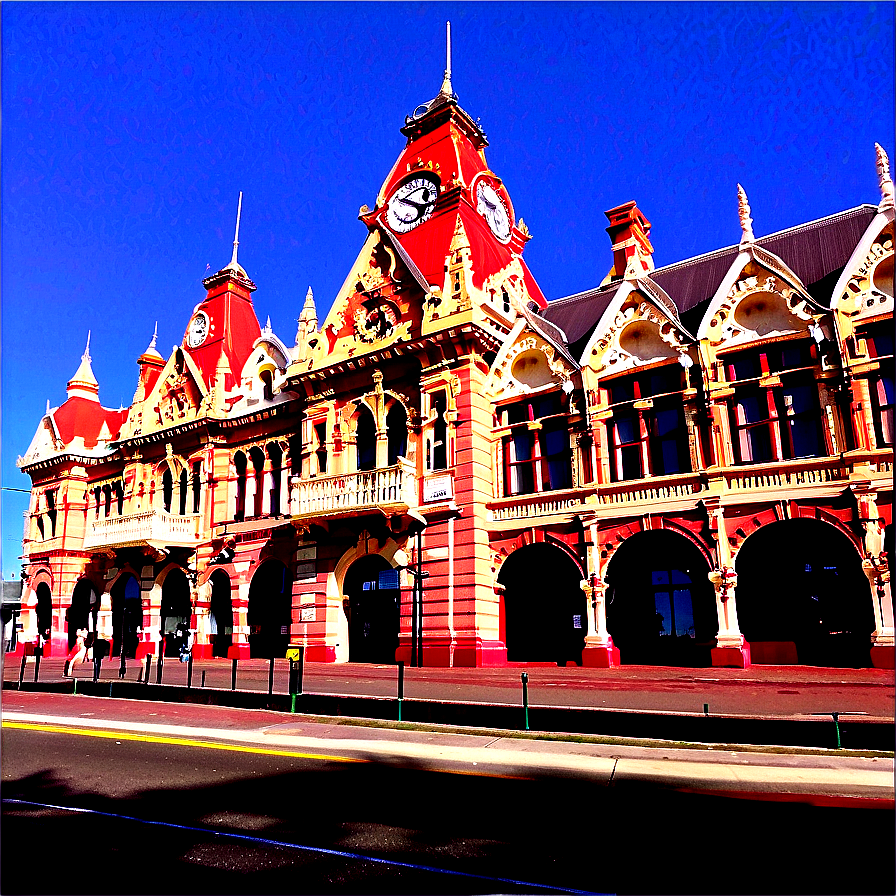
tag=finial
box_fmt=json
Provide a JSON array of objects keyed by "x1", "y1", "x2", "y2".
[
  {"x1": 149, "y1": 322, "x2": 158, "y2": 350},
  {"x1": 439, "y1": 21, "x2": 453, "y2": 97},
  {"x1": 83, "y1": 330, "x2": 92, "y2": 361},
  {"x1": 737, "y1": 184, "x2": 755, "y2": 244},
  {"x1": 230, "y1": 191, "x2": 243, "y2": 268},
  {"x1": 876, "y1": 143, "x2": 895, "y2": 210}
]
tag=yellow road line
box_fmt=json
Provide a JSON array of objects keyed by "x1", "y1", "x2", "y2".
[{"x1": 2, "y1": 720, "x2": 360, "y2": 763}]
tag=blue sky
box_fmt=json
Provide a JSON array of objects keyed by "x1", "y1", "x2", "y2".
[{"x1": 2, "y1": 1, "x2": 893, "y2": 579}]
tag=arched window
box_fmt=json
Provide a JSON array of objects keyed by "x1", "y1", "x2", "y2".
[
  {"x1": 250, "y1": 447, "x2": 265, "y2": 517},
  {"x1": 162, "y1": 468, "x2": 174, "y2": 513},
  {"x1": 260, "y1": 369, "x2": 274, "y2": 401},
  {"x1": 234, "y1": 452, "x2": 247, "y2": 522},
  {"x1": 179, "y1": 468, "x2": 188, "y2": 516},
  {"x1": 267, "y1": 443, "x2": 283, "y2": 516},
  {"x1": 387, "y1": 402, "x2": 408, "y2": 466},
  {"x1": 356, "y1": 406, "x2": 376, "y2": 471},
  {"x1": 191, "y1": 461, "x2": 202, "y2": 513}
]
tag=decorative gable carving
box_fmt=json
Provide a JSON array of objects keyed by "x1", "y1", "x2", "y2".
[{"x1": 484, "y1": 321, "x2": 574, "y2": 400}]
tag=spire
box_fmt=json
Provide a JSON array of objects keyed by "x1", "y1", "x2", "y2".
[
  {"x1": 438, "y1": 21, "x2": 453, "y2": 97},
  {"x1": 876, "y1": 143, "x2": 895, "y2": 211},
  {"x1": 737, "y1": 184, "x2": 755, "y2": 245},
  {"x1": 67, "y1": 332, "x2": 100, "y2": 400},
  {"x1": 225, "y1": 192, "x2": 248, "y2": 277},
  {"x1": 140, "y1": 322, "x2": 162, "y2": 360}
]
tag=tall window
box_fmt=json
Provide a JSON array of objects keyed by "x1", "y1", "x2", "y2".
[
  {"x1": 356, "y1": 407, "x2": 376, "y2": 471},
  {"x1": 426, "y1": 390, "x2": 448, "y2": 471},
  {"x1": 234, "y1": 451, "x2": 247, "y2": 522},
  {"x1": 46, "y1": 490, "x2": 58, "y2": 537},
  {"x1": 606, "y1": 365, "x2": 690, "y2": 482},
  {"x1": 313, "y1": 423, "x2": 327, "y2": 474},
  {"x1": 191, "y1": 462, "x2": 202, "y2": 513},
  {"x1": 725, "y1": 341, "x2": 825, "y2": 464},
  {"x1": 250, "y1": 447, "x2": 265, "y2": 517},
  {"x1": 268, "y1": 443, "x2": 282, "y2": 516},
  {"x1": 501, "y1": 392, "x2": 572, "y2": 497},
  {"x1": 162, "y1": 469, "x2": 174, "y2": 513},
  {"x1": 386, "y1": 402, "x2": 408, "y2": 465},
  {"x1": 862, "y1": 325, "x2": 894, "y2": 449}
]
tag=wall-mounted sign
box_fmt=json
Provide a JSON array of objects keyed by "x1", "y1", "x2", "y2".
[
  {"x1": 423, "y1": 475, "x2": 453, "y2": 503},
  {"x1": 300, "y1": 606, "x2": 315, "y2": 622},
  {"x1": 295, "y1": 544, "x2": 317, "y2": 581}
]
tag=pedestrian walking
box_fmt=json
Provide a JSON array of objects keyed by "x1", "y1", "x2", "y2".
[{"x1": 64, "y1": 628, "x2": 87, "y2": 676}]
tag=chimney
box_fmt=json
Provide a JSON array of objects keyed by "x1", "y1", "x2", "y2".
[{"x1": 602, "y1": 201, "x2": 654, "y2": 285}]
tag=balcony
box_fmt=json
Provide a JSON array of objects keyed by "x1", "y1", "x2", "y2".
[
  {"x1": 83, "y1": 510, "x2": 203, "y2": 551},
  {"x1": 596, "y1": 471, "x2": 707, "y2": 510},
  {"x1": 487, "y1": 486, "x2": 595, "y2": 527},
  {"x1": 290, "y1": 461, "x2": 417, "y2": 521}
]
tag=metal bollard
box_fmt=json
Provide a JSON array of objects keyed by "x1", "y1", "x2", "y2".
[
  {"x1": 33, "y1": 650, "x2": 41, "y2": 682},
  {"x1": 397, "y1": 661, "x2": 405, "y2": 722},
  {"x1": 93, "y1": 656, "x2": 102, "y2": 683},
  {"x1": 201, "y1": 669, "x2": 206, "y2": 689},
  {"x1": 18, "y1": 653, "x2": 27, "y2": 686},
  {"x1": 832, "y1": 712, "x2": 842, "y2": 749},
  {"x1": 186, "y1": 653, "x2": 193, "y2": 689},
  {"x1": 268, "y1": 657, "x2": 275, "y2": 695},
  {"x1": 231, "y1": 658, "x2": 238, "y2": 691},
  {"x1": 521, "y1": 672, "x2": 530, "y2": 731},
  {"x1": 119, "y1": 648, "x2": 126, "y2": 680},
  {"x1": 144, "y1": 656, "x2": 152, "y2": 685},
  {"x1": 156, "y1": 653, "x2": 164, "y2": 685}
]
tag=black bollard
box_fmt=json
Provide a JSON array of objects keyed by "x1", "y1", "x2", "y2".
[
  {"x1": 19, "y1": 653, "x2": 27, "y2": 686},
  {"x1": 93, "y1": 656, "x2": 102, "y2": 683},
  {"x1": 156, "y1": 652, "x2": 164, "y2": 685},
  {"x1": 201, "y1": 669, "x2": 206, "y2": 689},
  {"x1": 186, "y1": 653, "x2": 193, "y2": 688},
  {"x1": 144, "y1": 655, "x2": 152, "y2": 685},
  {"x1": 33, "y1": 650, "x2": 41, "y2": 682},
  {"x1": 119, "y1": 650, "x2": 126, "y2": 680},
  {"x1": 231, "y1": 658, "x2": 238, "y2": 691},
  {"x1": 521, "y1": 672, "x2": 530, "y2": 731},
  {"x1": 268, "y1": 657, "x2": 275, "y2": 695},
  {"x1": 397, "y1": 661, "x2": 405, "y2": 722}
]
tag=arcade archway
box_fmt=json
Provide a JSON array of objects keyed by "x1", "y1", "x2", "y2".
[
  {"x1": 247, "y1": 560, "x2": 291, "y2": 658},
  {"x1": 111, "y1": 574, "x2": 141, "y2": 658},
  {"x1": 735, "y1": 519, "x2": 874, "y2": 667},
  {"x1": 35, "y1": 582, "x2": 52, "y2": 644},
  {"x1": 605, "y1": 531, "x2": 716, "y2": 666},
  {"x1": 498, "y1": 543, "x2": 587, "y2": 665},
  {"x1": 344, "y1": 555, "x2": 400, "y2": 664},
  {"x1": 66, "y1": 580, "x2": 97, "y2": 650},
  {"x1": 209, "y1": 570, "x2": 234, "y2": 658},
  {"x1": 161, "y1": 568, "x2": 191, "y2": 657}
]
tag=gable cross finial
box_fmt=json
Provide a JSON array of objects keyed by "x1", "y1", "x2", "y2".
[
  {"x1": 83, "y1": 330, "x2": 92, "y2": 361},
  {"x1": 230, "y1": 191, "x2": 243, "y2": 268},
  {"x1": 737, "y1": 184, "x2": 755, "y2": 245},
  {"x1": 876, "y1": 143, "x2": 894, "y2": 210},
  {"x1": 149, "y1": 322, "x2": 158, "y2": 350},
  {"x1": 439, "y1": 21, "x2": 453, "y2": 97}
]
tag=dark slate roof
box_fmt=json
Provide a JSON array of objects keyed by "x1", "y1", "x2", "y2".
[{"x1": 540, "y1": 204, "x2": 878, "y2": 359}]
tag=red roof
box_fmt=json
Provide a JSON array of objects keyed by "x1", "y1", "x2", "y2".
[{"x1": 52, "y1": 397, "x2": 127, "y2": 448}]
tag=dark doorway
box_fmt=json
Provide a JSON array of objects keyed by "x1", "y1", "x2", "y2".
[
  {"x1": 111, "y1": 575, "x2": 141, "y2": 658},
  {"x1": 735, "y1": 519, "x2": 874, "y2": 667},
  {"x1": 498, "y1": 543, "x2": 587, "y2": 665},
  {"x1": 247, "y1": 560, "x2": 291, "y2": 658},
  {"x1": 66, "y1": 580, "x2": 97, "y2": 650},
  {"x1": 605, "y1": 531, "x2": 716, "y2": 666},
  {"x1": 35, "y1": 582, "x2": 53, "y2": 644},
  {"x1": 209, "y1": 570, "x2": 233, "y2": 658},
  {"x1": 161, "y1": 569, "x2": 191, "y2": 657},
  {"x1": 344, "y1": 555, "x2": 400, "y2": 664}
]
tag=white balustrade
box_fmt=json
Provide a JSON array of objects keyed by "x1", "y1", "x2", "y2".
[
  {"x1": 290, "y1": 461, "x2": 416, "y2": 518},
  {"x1": 84, "y1": 510, "x2": 201, "y2": 549}
]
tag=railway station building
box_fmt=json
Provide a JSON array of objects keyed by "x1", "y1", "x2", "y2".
[{"x1": 15, "y1": 61, "x2": 894, "y2": 670}]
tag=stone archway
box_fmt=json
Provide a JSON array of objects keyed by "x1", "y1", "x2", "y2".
[
  {"x1": 66, "y1": 579, "x2": 97, "y2": 650},
  {"x1": 497, "y1": 543, "x2": 587, "y2": 665},
  {"x1": 605, "y1": 530, "x2": 716, "y2": 666},
  {"x1": 209, "y1": 569, "x2": 234, "y2": 658},
  {"x1": 735, "y1": 518, "x2": 874, "y2": 667},
  {"x1": 247, "y1": 559, "x2": 291, "y2": 658},
  {"x1": 160, "y1": 568, "x2": 191, "y2": 657},
  {"x1": 110, "y1": 573, "x2": 141, "y2": 658},
  {"x1": 343, "y1": 554, "x2": 400, "y2": 664}
]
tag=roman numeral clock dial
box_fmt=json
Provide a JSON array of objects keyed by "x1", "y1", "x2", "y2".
[
  {"x1": 386, "y1": 175, "x2": 440, "y2": 233},
  {"x1": 476, "y1": 179, "x2": 512, "y2": 242}
]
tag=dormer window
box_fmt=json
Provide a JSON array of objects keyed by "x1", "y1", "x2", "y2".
[{"x1": 501, "y1": 392, "x2": 572, "y2": 497}]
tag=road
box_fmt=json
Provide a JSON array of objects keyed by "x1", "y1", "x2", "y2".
[{"x1": 2, "y1": 693, "x2": 894, "y2": 896}]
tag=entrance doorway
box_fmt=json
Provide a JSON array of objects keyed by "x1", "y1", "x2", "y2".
[
  {"x1": 247, "y1": 560, "x2": 291, "y2": 658},
  {"x1": 735, "y1": 519, "x2": 874, "y2": 667},
  {"x1": 344, "y1": 555, "x2": 400, "y2": 664},
  {"x1": 161, "y1": 569, "x2": 191, "y2": 657},
  {"x1": 111, "y1": 575, "x2": 141, "y2": 658},
  {"x1": 35, "y1": 582, "x2": 52, "y2": 645},
  {"x1": 209, "y1": 570, "x2": 233, "y2": 658},
  {"x1": 605, "y1": 531, "x2": 716, "y2": 666},
  {"x1": 498, "y1": 543, "x2": 587, "y2": 665}
]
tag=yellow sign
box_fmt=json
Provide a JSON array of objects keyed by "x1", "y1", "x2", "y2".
[{"x1": 285, "y1": 648, "x2": 304, "y2": 661}]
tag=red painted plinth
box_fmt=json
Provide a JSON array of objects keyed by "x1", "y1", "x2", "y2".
[
  {"x1": 190, "y1": 644, "x2": 213, "y2": 659},
  {"x1": 304, "y1": 645, "x2": 336, "y2": 663},
  {"x1": 711, "y1": 644, "x2": 752, "y2": 668},
  {"x1": 581, "y1": 645, "x2": 621, "y2": 668},
  {"x1": 135, "y1": 642, "x2": 154, "y2": 660},
  {"x1": 870, "y1": 644, "x2": 895, "y2": 669},
  {"x1": 227, "y1": 643, "x2": 251, "y2": 660},
  {"x1": 455, "y1": 639, "x2": 508, "y2": 667}
]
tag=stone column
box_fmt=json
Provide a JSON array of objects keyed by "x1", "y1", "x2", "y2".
[
  {"x1": 862, "y1": 516, "x2": 894, "y2": 669},
  {"x1": 581, "y1": 525, "x2": 620, "y2": 667}
]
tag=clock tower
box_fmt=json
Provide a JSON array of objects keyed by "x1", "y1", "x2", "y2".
[{"x1": 183, "y1": 192, "x2": 262, "y2": 392}]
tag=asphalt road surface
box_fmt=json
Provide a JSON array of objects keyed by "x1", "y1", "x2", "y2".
[{"x1": 3, "y1": 696, "x2": 894, "y2": 896}]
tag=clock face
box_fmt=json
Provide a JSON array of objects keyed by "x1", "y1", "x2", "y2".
[
  {"x1": 476, "y1": 181, "x2": 512, "y2": 241},
  {"x1": 386, "y1": 176, "x2": 440, "y2": 233},
  {"x1": 187, "y1": 311, "x2": 210, "y2": 348},
  {"x1": 354, "y1": 302, "x2": 399, "y2": 343}
]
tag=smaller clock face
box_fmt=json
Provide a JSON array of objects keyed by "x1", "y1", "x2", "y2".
[
  {"x1": 386, "y1": 176, "x2": 440, "y2": 233},
  {"x1": 187, "y1": 312, "x2": 210, "y2": 348},
  {"x1": 354, "y1": 302, "x2": 399, "y2": 343},
  {"x1": 476, "y1": 181, "x2": 512, "y2": 241}
]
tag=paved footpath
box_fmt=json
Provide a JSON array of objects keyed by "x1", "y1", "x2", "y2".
[{"x1": 3, "y1": 690, "x2": 893, "y2": 809}]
